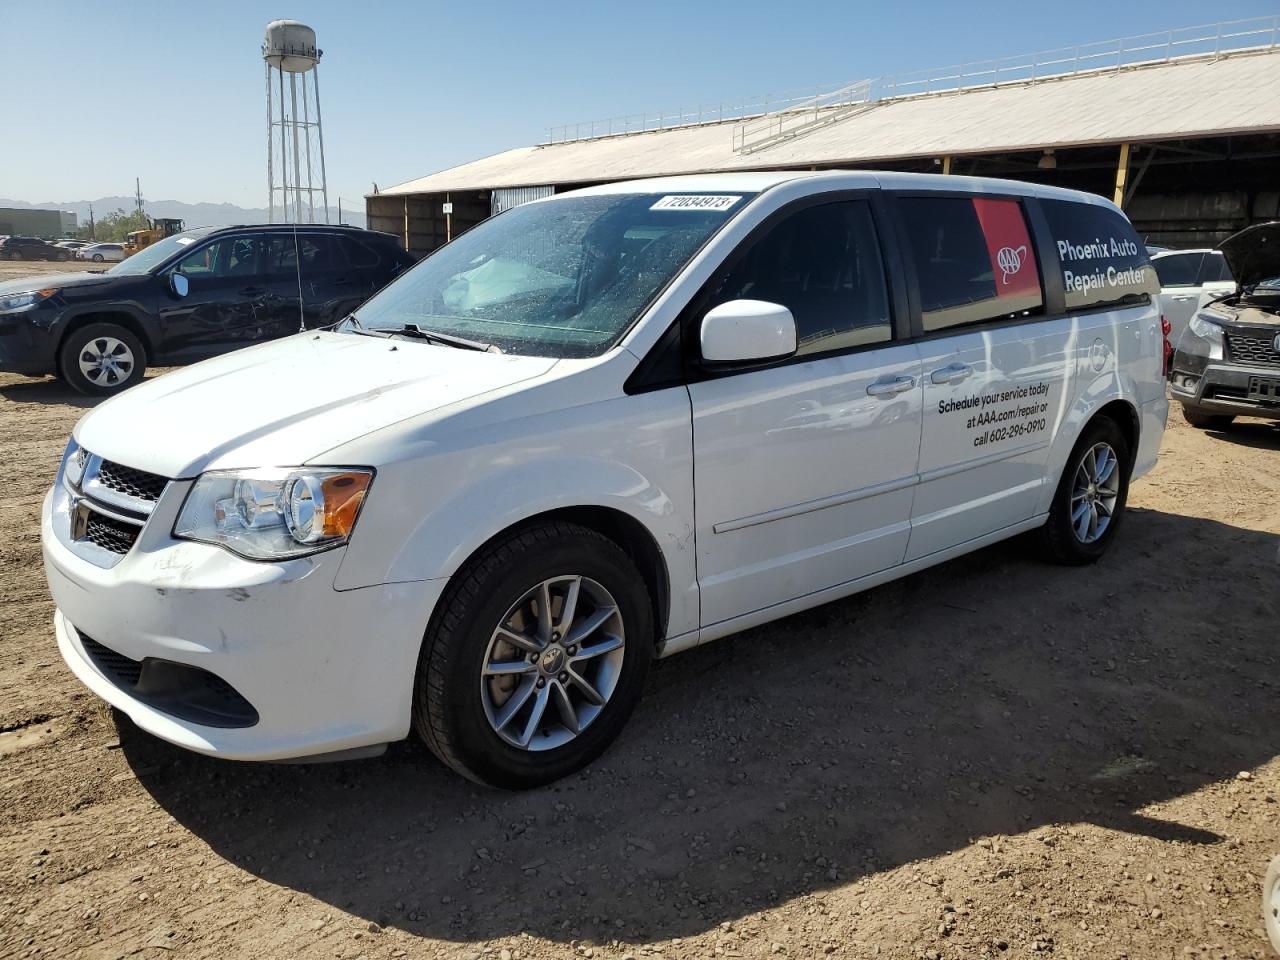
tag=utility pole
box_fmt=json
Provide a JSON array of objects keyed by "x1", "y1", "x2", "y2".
[
  {"x1": 134, "y1": 178, "x2": 145, "y2": 218},
  {"x1": 88, "y1": 203, "x2": 96, "y2": 240}
]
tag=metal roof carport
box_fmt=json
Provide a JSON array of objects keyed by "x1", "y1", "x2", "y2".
[{"x1": 369, "y1": 36, "x2": 1280, "y2": 255}]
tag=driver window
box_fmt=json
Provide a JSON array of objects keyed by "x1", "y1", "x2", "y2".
[
  {"x1": 174, "y1": 236, "x2": 263, "y2": 280},
  {"x1": 708, "y1": 200, "x2": 892, "y2": 355}
]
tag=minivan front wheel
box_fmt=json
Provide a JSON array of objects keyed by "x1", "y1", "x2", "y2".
[
  {"x1": 58, "y1": 323, "x2": 146, "y2": 396},
  {"x1": 414, "y1": 522, "x2": 653, "y2": 788},
  {"x1": 1038, "y1": 416, "x2": 1131, "y2": 565}
]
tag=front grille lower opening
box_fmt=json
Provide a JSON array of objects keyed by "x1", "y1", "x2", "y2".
[{"x1": 76, "y1": 630, "x2": 258, "y2": 729}]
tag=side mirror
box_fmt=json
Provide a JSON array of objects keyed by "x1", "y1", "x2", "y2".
[
  {"x1": 169, "y1": 272, "x2": 189, "y2": 298},
  {"x1": 700, "y1": 299, "x2": 797, "y2": 364}
]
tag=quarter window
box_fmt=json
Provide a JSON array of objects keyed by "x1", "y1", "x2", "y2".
[
  {"x1": 899, "y1": 196, "x2": 1043, "y2": 332},
  {"x1": 708, "y1": 200, "x2": 891, "y2": 355},
  {"x1": 1041, "y1": 199, "x2": 1152, "y2": 310}
]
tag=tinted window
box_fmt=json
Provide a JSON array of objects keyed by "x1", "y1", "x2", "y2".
[
  {"x1": 1041, "y1": 199, "x2": 1152, "y2": 311},
  {"x1": 1153, "y1": 253, "x2": 1203, "y2": 287},
  {"x1": 1197, "y1": 252, "x2": 1233, "y2": 285},
  {"x1": 339, "y1": 236, "x2": 380, "y2": 268},
  {"x1": 899, "y1": 196, "x2": 1043, "y2": 331},
  {"x1": 709, "y1": 200, "x2": 891, "y2": 354},
  {"x1": 174, "y1": 236, "x2": 262, "y2": 280}
]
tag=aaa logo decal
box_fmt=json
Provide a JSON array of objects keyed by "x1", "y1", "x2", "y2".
[{"x1": 996, "y1": 245, "x2": 1027, "y2": 285}]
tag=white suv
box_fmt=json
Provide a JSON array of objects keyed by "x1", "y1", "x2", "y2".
[{"x1": 42, "y1": 172, "x2": 1168, "y2": 787}]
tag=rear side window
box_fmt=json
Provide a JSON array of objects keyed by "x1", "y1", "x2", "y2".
[
  {"x1": 1153, "y1": 253, "x2": 1203, "y2": 287},
  {"x1": 1041, "y1": 199, "x2": 1152, "y2": 311},
  {"x1": 1197, "y1": 252, "x2": 1232, "y2": 284},
  {"x1": 898, "y1": 196, "x2": 1043, "y2": 332},
  {"x1": 339, "y1": 236, "x2": 380, "y2": 268},
  {"x1": 708, "y1": 199, "x2": 891, "y2": 355}
]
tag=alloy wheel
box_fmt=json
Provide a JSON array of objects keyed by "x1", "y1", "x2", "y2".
[
  {"x1": 480, "y1": 575, "x2": 625, "y2": 751},
  {"x1": 78, "y1": 337, "x2": 135, "y2": 387},
  {"x1": 1070, "y1": 442, "x2": 1120, "y2": 544}
]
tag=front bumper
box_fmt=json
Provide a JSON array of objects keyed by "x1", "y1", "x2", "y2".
[
  {"x1": 42, "y1": 484, "x2": 445, "y2": 761},
  {"x1": 1170, "y1": 355, "x2": 1280, "y2": 420},
  {"x1": 0, "y1": 311, "x2": 59, "y2": 375}
]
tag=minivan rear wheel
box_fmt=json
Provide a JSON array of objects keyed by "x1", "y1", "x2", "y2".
[
  {"x1": 413, "y1": 521, "x2": 653, "y2": 788},
  {"x1": 1038, "y1": 416, "x2": 1131, "y2": 565}
]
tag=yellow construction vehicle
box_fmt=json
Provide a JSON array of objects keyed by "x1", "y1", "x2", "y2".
[{"x1": 123, "y1": 218, "x2": 186, "y2": 256}]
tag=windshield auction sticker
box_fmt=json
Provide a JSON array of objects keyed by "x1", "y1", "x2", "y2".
[{"x1": 650, "y1": 195, "x2": 741, "y2": 212}]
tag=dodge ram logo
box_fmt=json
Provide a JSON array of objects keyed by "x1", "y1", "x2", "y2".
[
  {"x1": 1274, "y1": 332, "x2": 1280, "y2": 353},
  {"x1": 997, "y1": 245, "x2": 1027, "y2": 285}
]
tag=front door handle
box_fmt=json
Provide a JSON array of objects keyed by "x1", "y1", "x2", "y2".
[
  {"x1": 930, "y1": 362, "x2": 974, "y2": 385},
  {"x1": 866, "y1": 375, "x2": 916, "y2": 397}
]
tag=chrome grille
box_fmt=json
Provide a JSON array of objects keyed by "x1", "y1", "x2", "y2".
[
  {"x1": 96, "y1": 460, "x2": 168, "y2": 503},
  {"x1": 1224, "y1": 331, "x2": 1280, "y2": 367}
]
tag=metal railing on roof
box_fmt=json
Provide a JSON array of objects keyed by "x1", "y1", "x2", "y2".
[{"x1": 541, "y1": 16, "x2": 1280, "y2": 148}]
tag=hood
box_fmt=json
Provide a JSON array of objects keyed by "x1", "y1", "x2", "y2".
[
  {"x1": 1218, "y1": 221, "x2": 1280, "y2": 288},
  {"x1": 0, "y1": 271, "x2": 115, "y2": 296},
  {"x1": 75, "y1": 332, "x2": 557, "y2": 478}
]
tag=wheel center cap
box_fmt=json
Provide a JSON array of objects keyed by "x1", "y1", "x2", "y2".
[{"x1": 540, "y1": 646, "x2": 565, "y2": 674}]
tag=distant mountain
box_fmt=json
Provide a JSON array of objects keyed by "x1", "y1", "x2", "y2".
[{"x1": 0, "y1": 196, "x2": 365, "y2": 230}]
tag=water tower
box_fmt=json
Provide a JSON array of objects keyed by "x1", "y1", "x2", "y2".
[{"x1": 263, "y1": 20, "x2": 328, "y2": 223}]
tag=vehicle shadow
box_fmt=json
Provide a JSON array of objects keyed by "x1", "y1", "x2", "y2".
[
  {"x1": 121, "y1": 507, "x2": 1280, "y2": 946},
  {"x1": 0, "y1": 377, "x2": 98, "y2": 409},
  {"x1": 1203, "y1": 419, "x2": 1280, "y2": 450}
]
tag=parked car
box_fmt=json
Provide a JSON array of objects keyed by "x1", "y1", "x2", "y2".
[
  {"x1": 0, "y1": 236, "x2": 72, "y2": 261},
  {"x1": 0, "y1": 224, "x2": 413, "y2": 394},
  {"x1": 1169, "y1": 221, "x2": 1280, "y2": 428},
  {"x1": 1151, "y1": 247, "x2": 1235, "y2": 348},
  {"x1": 40, "y1": 172, "x2": 1167, "y2": 787},
  {"x1": 77, "y1": 243, "x2": 126, "y2": 263}
]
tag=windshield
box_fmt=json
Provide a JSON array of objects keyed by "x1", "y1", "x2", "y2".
[
  {"x1": 107, "y1": 232, "x2": 203, "y2": 275},
  {"x1": 351, "y1": 192, "x2": 753, "y2": 357}
]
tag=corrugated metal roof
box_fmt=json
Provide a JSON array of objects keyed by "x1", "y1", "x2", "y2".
[{"x1": 378, "y1": 50, "x2": 1280, "y2": 197}]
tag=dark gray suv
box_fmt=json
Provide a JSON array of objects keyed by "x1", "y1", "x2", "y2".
[{"x1": 1170, "y1": 222, "x2": 1280, "y2": 428}]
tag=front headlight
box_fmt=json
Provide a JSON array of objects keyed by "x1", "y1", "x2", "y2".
[
  {"x1": 1188, "y1": 312, "x2": 1225, "y2": 344},
  {"x1": 0, "y1": 288, "x2": 57, "y2": 315},
  {"x1": 174, "y1": 467, "x2": 373, "y2": 560}
]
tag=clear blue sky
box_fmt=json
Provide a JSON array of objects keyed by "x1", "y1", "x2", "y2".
[{"x1": 2, "y1": 0, "x2": 1277, "y2": 208}]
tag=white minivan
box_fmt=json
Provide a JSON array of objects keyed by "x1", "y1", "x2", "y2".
[{"x1": 42, "y1": 172, "x2": 1168, "y2": 787}]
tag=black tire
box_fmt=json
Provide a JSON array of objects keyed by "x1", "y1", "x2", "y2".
[
  {"x1": 414, "y1": 521, "x2": 654, "y2": 789},
  {"x1": 1181, "y1": 406, "x2": 1235, "y2": 430},
  {"x1": 9, "y1": 251, "x2": 22, "y2": 261},
  {"x1": 1037, "y1": 416, "x2": 1132, "y2": 565},
  {"x1": 92, "y1": 253, "x2": 104, "y2": 262},
  {"x1": 57, "y1": 323, "x2": 146, "y2": 396}
]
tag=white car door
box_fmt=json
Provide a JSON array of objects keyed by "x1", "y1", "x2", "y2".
[
  {"x1": 686, "y1": 196, "x2": 924, "y2": 626},
  {"x1": 1153, "y1": 251, "x2": 1206, "y2": 346},
  {"x1": 893, "y1": 193, "x2": 1072, "y2": 560}
]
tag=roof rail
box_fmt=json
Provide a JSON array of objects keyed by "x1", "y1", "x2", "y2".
[{"x1": 542, "y1": 16, "x2": 1280, "y2": 148}]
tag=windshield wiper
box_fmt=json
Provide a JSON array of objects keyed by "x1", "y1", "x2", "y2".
[{"x1": 398, "y1": 323, "x2": 500, "y2": 353}]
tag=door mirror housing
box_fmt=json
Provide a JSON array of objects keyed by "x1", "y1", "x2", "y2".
[
  {"x1": 700, "y1": 299, "x2": 797, "y2": 364},
  {"x1": 169, "y1": 272, "x2": 189, "y2": 298}
]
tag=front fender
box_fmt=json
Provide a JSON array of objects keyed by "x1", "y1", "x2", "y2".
[{"x1": 332, "y1": 387, "x2": 699, "y2": 640}]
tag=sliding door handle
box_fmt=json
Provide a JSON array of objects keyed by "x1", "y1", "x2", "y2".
[
  {"x1": 930, "y1": 363, "x2": 974, "y2": 385},
  {"x1": 866, "y1": 375, "x2": 916, "y2": 397}
]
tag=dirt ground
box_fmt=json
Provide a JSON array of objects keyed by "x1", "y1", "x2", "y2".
[{"x1": 1, "y1": 277, "x2": 1278, "y2": 959}]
